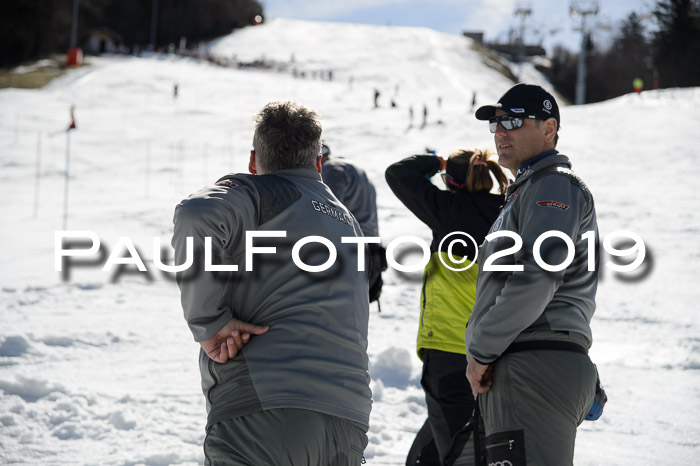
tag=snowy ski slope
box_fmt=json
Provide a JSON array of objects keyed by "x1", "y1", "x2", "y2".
[{"x1": 1, "y1": 18, "x2": 698, "y2": 465}]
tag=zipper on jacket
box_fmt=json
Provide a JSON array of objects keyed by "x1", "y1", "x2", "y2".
[
  {"x1": 206, "y1": 357, "x2": 219, "y2": 405},
  {"x1": 486, "y1": 439, "x2": 515, "y2": 451},
  {"x1": 420, "y1": 272, "x2": 428, "y2": 327}
]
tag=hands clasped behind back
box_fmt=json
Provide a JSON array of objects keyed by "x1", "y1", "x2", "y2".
[{"x1": 200, "y1": 318, "x2": 270, "y2": 363}]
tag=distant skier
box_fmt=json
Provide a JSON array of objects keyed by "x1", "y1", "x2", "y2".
[
  {"x1": 173, "y1": 83, "x2": 179, "y2": 99},
  {"x1": 437, "y1": 96, "x2": 442, "y2": 108},
  {"x1": 633, "y1": 77, "x2": 643, "y2": 94},
  {"x1": 374, "y1": 89, "x2": 381, "y2": 108},
  {"x1": 422, "y1": 104, "x2": 428, "y2": 127},
  {"x1": 409, "y1": 105, "x2": 414, "y2": 126},
  {"x1": 471, "y1": 91, "x2": 477, "y2": 111}
]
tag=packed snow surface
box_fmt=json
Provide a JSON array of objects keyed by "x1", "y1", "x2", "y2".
[{"x1": 1, "y1": 18, "x2": 699, "y2": 465}]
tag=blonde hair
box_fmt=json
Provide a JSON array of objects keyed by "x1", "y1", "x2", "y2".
[{"x1": 448, "y1": 149, "x2": 508, "y2": 195}]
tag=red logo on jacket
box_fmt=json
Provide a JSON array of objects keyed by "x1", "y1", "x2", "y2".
[
  {"x1": 536, "y1": 200, "x2": 569, "y2": 211},
  {"x1": 216, "y1": 180, "x2": 238, "y2": 188}
]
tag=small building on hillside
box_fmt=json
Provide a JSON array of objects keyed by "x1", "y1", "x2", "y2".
[
  {"x1": 83, "y1": 28, "x2": 124, "y2": 55},
  {"x1": 463, "y1": 31, "x2": 484, "y2": 44}
]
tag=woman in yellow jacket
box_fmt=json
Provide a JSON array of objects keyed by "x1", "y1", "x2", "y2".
[{"x1": 386, "y1": 149, "x2": 507, "y2": 466}]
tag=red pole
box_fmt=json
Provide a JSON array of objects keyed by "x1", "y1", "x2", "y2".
[{"x1": 653, "y1": 68, "x2": 659, "y2": 90}]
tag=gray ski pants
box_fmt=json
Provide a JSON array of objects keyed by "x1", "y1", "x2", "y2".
[
  {"x1": 451, "y1": 347, "x2": 596, "y2": 466},
  {"x1": 478, "y1": 349, "x2": 597, "y2": 465},
  {"x1": 203, "y1": 408, "x2": 368, "y2": 466}
]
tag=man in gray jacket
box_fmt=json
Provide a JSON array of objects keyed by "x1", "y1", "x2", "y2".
[
  {"x1": 172, "y1": 101, "x2": 371, "y2": 465},
  {"x1": 321, "y1": 143, "x2": 386, "y2": 303},
  {"x1": 464, "y1": 84, "x2": 599, "y2": 465}
]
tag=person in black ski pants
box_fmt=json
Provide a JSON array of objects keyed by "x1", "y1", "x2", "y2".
[{"x1": 386, "y1": 149, "x2": 508, "y2": 466}]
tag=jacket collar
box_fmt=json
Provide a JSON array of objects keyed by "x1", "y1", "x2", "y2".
[
  {"x1": 508, "y1": 153, "x2": 571, "y2": 194},
  {"x1": 270, "y1": 168, "x2": 322, "y2": 181},
  {"x1": 516, "y1": 149, "x2": 558, "y2": 175}
]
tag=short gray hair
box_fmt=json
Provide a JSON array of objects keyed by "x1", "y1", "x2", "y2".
[
  {"x1": 535, "y1": 118, "x2": 559, "y2": 148},
  {"x1": 252, "y1": 101, "x2": 322, "y2": 172}
]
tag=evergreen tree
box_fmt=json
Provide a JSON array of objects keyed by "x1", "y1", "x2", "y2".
[
  {"x1": 587, "y1": 12, "x2": 651, "y2": 102},
  {"x1": 547, "y1": 45, "x2": 578, "y2": 103},
  {"x1": 651, "y1": 0, "x2": 700, "y2": 87},
  {"x1": 546, "y1": 12, "x2": 656, "y2": 103},
  {"x1": 0, "y1": 0, "x2": 264, "y2": 67}
]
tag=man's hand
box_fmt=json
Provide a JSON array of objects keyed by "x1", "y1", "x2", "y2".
[
  {"x1": 466, "y1": 355, "x2": 494, "y2": 397},
  {"x1": 200, "y1": 318, "x2": 269, "y2": 364}
]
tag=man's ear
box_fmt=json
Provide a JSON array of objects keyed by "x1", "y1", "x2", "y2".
[
  {"x1": 316, "y1": 156, "x2": 322, "y2": 174},
  {"x1": 248, "y1": 150, "x2": 257, "y2": 174},
  {"x1": 543, "y1": 118, "x2": 557, "y2": 145}
]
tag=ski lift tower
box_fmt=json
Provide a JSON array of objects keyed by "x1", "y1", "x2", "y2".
[
  {"x1": 514, "y1": 5, "x2": 532, "y2": 81},
  {"x1": 570, "y1": 0, "x2": 599, "y2": 105}
]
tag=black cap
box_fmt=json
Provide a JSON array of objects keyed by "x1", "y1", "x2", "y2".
[
  {"x1": 321, "y1": 143, "x2": 331, "y2": 157},
  {"x1": 475, "y1": 83, "x2": 560, "y2": 126}
]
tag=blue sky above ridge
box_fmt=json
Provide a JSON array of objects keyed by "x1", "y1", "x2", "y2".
[{"x1": 259, "y1": 0, "x2": 657, "y2": 54}]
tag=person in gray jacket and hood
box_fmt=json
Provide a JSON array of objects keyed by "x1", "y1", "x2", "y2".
[
  {"x1": 321, "y1": 142, "x2": 386, "y2": 304},
  {"x1": 172, "y1": 101, "x2": 371, "y2": 465},
  {"x1": 464, "y1": 84, "x2": 599, "y2": 465}
]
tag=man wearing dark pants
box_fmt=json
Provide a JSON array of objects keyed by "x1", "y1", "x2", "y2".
[
  {"x1": 465, "y1": 84, "x2": 599, "y2": 465},
  {"x1": 172, "y1": 101, "x2": 371, "y2": 465}
]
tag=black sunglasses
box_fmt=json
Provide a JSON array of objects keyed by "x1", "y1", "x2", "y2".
[{"x1": 489, "y1": 115, "x2": 527, "y2": 133}]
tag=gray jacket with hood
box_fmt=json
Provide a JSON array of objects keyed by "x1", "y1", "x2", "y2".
[
  {"x1": 465, "y1": 153, "x2": 599, "y2": 364},
  {"x1": 322, "y1": 158, "x2": 379, "y2": 237},
  {"x1": 172, "y1": 168, "x2": 372, "y2": 429}
]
